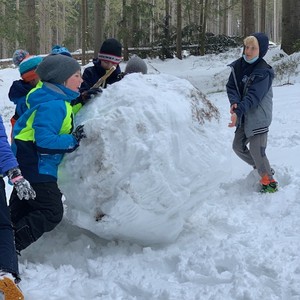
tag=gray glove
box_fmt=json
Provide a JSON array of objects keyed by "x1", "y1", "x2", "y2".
[{"x1": 7, "y1": 167, "x2": 36, "y2": 200}]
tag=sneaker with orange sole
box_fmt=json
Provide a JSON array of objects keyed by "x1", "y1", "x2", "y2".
[
  {"x1": 260, "y1": 175, "x2": 278, "y2": 193},
  {"x1": 260, "y1": 181, "x2": 278, "y2": 193}
]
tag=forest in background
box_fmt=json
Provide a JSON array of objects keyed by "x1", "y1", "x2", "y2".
[{"x1": 0, "y1": 0, "x2": 299, "y2": 63}]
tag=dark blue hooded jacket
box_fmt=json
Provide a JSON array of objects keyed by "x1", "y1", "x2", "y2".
[
  {"x1": 80, "y1": 58, "x2": 121, "y2": 92},
  {"x1": 8, "y1": 80, "x2": 33, "y2": 119},
  {"x1": 226, "y1": 32, "x2": 275, "y2": 137}
]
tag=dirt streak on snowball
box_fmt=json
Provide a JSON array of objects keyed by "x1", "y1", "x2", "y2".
[{"x1": 58, "y1": 73, "x2": 229, "y2": 245}]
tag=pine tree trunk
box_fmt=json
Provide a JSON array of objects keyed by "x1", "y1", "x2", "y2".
[
  {"x1": 94, "y1": 0, "x2": 105, "y2": 58},
  {"x1": 199, "y1": 0, "x2": 208, "y2": 56},
  {"x1": 162, "y1": 0, "x2": 172, "y2": 59},
  {"x1": 282, "y1": 0, "x2": 300, "y2": 54},
  {"x1": 81, "y1": 0, "x2": 87, "y2": 65},
  {"x1": 242, "y1": 0, "x2": 255, "y2": 37},
  {"x1": 260, "y1": 0, "x2": 266, "y2": 32},
  {"x1": 26, "y1": 0, "x2": 37, "y2": 53},
  {"x1": 15, "y1": 0, "x2": 20, "y2": 49},
  {"x1": 176, "y1": 0, "x2": 182, "y2": 59},
  {"x1": 122, "y1": 0, "x2": 129, "y2": 61}
]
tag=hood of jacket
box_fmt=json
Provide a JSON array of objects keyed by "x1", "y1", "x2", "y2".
[
  {"x1": 252, "y1": 32, "x2": 269, "y2": 58},
  {"x1": 9, "y1": 80, "x2": 33, "y2": 103}
]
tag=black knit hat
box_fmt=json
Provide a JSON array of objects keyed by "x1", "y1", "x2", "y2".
[
  {"x1": 36, "y1": 54, "x2": 80, "y2": 84},
  {"x1": 98, "y1": 38, "x2": 122, "y2": 64}
]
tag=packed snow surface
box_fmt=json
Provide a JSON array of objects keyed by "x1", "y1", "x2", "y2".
[{"x1": 59, "y1": 73, "x2": 224, "y2": 245}]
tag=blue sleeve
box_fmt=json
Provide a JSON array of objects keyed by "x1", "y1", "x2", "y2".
[
  {"x1": 0, "y1": 116, "x2": 18, "y2": 174},
  {"x1": 33, "y1": 102, "x2": 78, "y2": 154}
]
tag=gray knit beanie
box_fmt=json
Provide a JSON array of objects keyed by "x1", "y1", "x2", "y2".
[
  {"x1": 125, "y1": 55, "x2": 147, "y2": 74},
  {"x1": 36, "y1": 54, "x2": 80, "y2": 84}
]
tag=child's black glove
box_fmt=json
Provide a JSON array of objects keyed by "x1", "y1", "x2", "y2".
[
  {"x1": 80, "y1": 88, "x2": 102, "y2": 104},
  {"x1": 117, "y1": 72, "x2": 126, "y2": 79},
  {"x1": 72, "y1": 125, "x2": 86, "y2": 142}
]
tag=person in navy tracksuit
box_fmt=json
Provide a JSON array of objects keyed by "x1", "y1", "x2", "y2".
[{"x1": 226, "y1": 32, "x2": 278, "y2": 193}]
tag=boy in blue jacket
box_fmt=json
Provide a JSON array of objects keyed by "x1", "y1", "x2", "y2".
[
  {"x1": 10, "y1": 54, "x2": 86, "y2": 252},
  {"x1": 226, "y1": 32, "x2": 278, "y2": 193},
  {"x1": 0, "y1": 115, "x2": 35, "y2": 300}
]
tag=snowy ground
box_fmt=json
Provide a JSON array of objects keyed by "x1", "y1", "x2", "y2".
[{"x1": 0, "y1": 46, "x2": 300, "y2": 300}]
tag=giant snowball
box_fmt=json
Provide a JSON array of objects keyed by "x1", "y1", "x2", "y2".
[{"x1": 58, "y1": 73, "x2": 226, "y2": 245}]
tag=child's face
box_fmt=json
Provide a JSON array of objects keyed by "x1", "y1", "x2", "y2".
[
  {"x1": 65, "y1": 71, "x2": 83, "y2": 91},
  {"x1": 101, "y1": 60, "x2": 117, "y2": 70},
  {"x1": 244, "y1": 40, "x2": 259, "y2": 60}
]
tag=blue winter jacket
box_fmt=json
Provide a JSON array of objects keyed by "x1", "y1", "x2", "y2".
[
  {"x1": 80, "y1": 58, "x2": 121, "y2": 92},
  {"x1": 8, "y1": 80, "x2": 33, "y2": 119},
  {"x1": 13, "y1": 81, "x2": 80, "y2": 183},
  {"x1": 0, "y1": 116, "x2": 18, "y2": 175},
  {"x1": 226, "y1": 58, "x2": 275, "y2": 138}
]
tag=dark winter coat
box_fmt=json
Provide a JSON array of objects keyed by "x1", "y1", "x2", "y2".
[
  {"x1": 226, "y1": 57, "x2": 275, "y2": 138},
  {"x1": 79, "y1": 58, "x2": 121, "y2": 92},
  {"x1": 8, "y1": 80, "x2": 33, "y2": 119}
]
